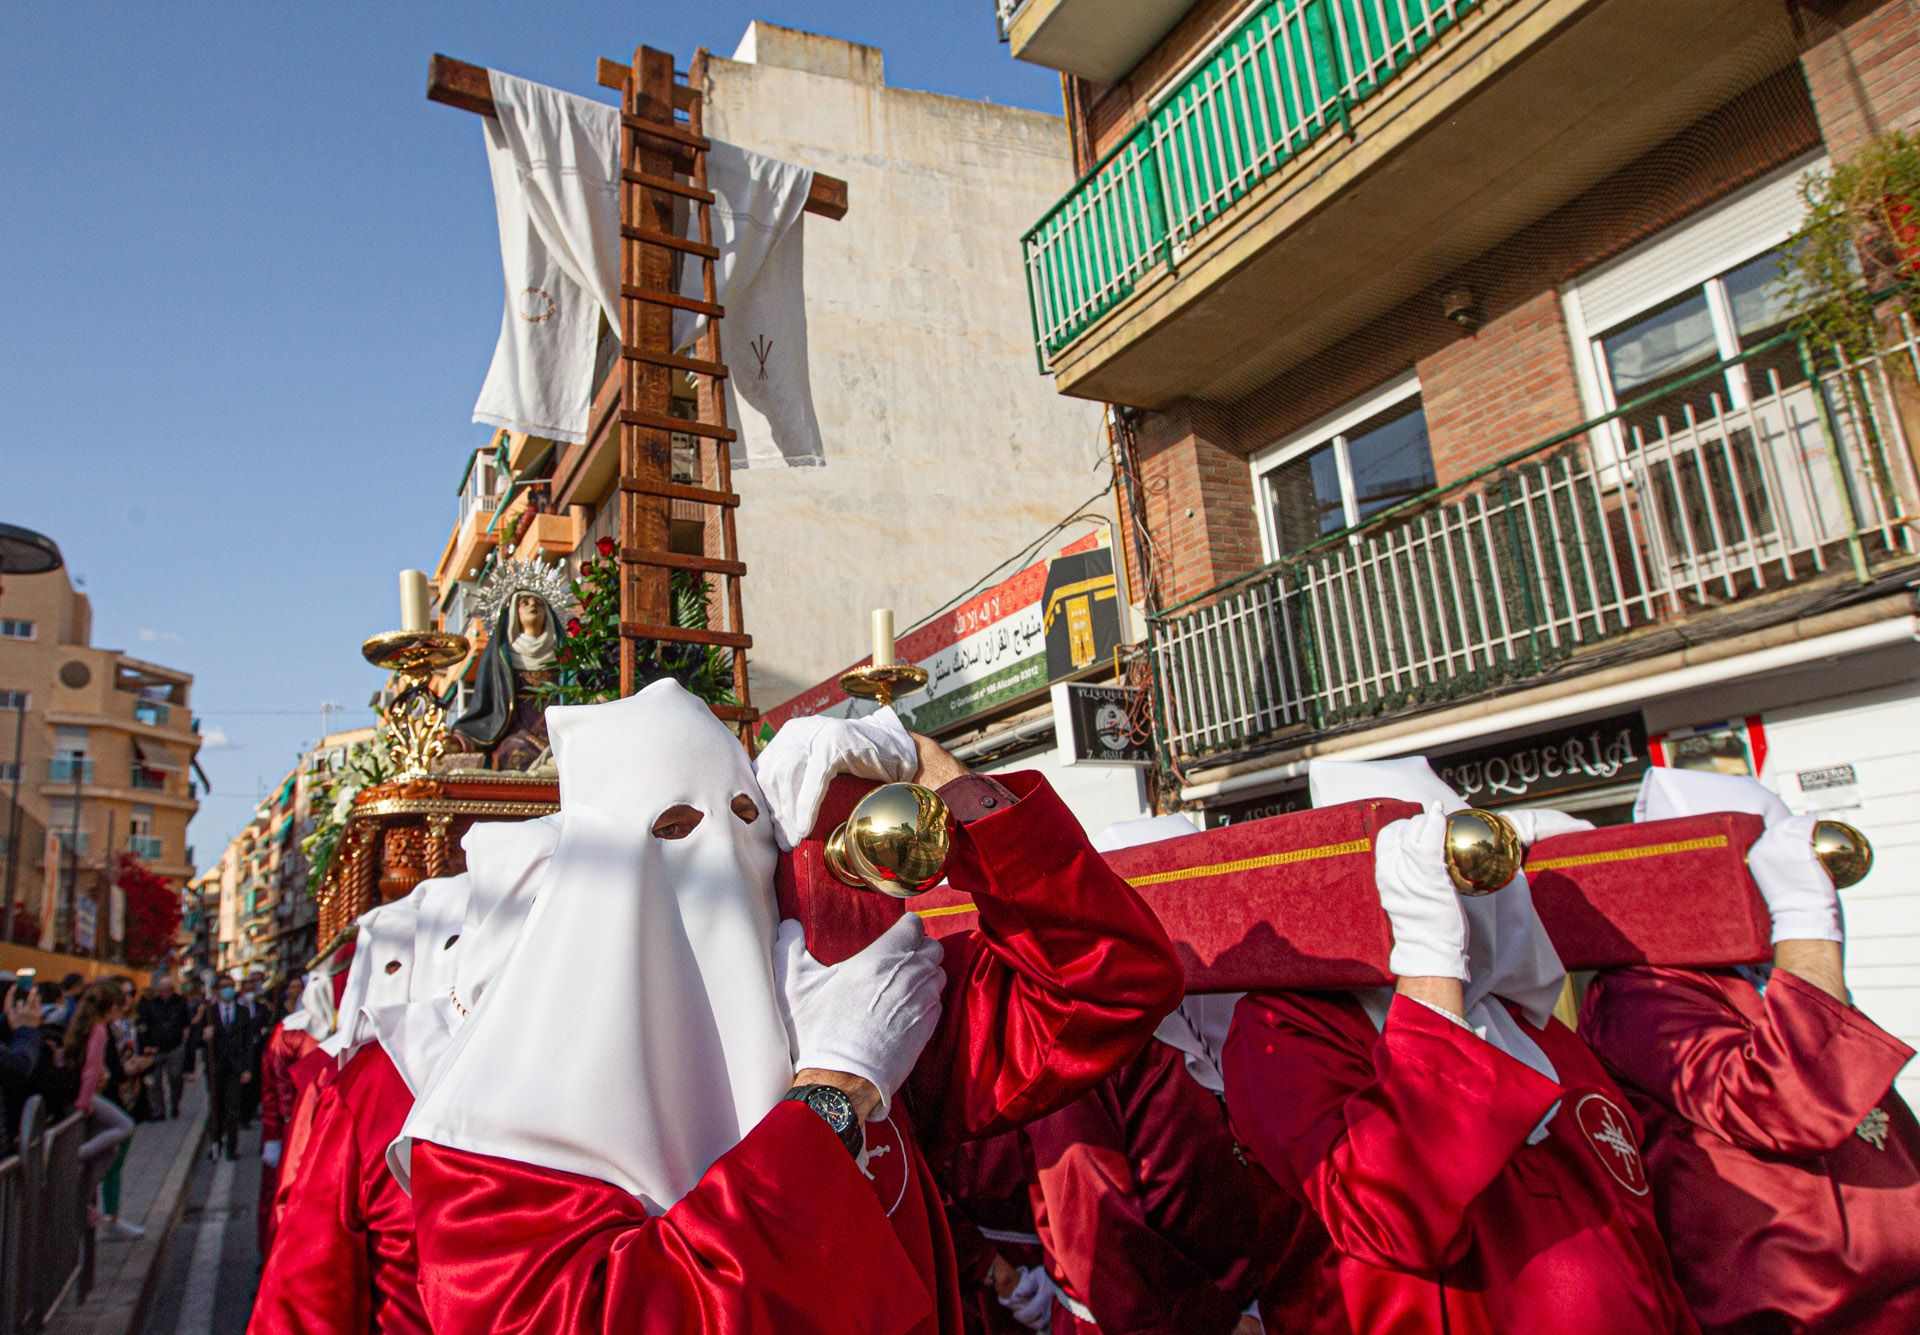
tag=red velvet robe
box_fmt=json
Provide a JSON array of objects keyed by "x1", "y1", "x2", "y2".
[
  {"x1": 939, "y1": 1131, "x2": 1044, "y2": 1335},
  {"x1": 409, "y1": 771, "x2": 1182, "y2": 1335},
  {"x1": 1581, "y1": 965, "x2": 1920, "y2": 1333},
  {"x1": 1223, "y1": 991, "x2": 1699, "y2": 1335},
  {"x1": 1022, "y1": 1039, "x2": 1286, "y2": 1335},
  {"x1": 250, "y1": 1043, "x2": 423, "y2": 1334},
  {"x1": 259, "y1": 1024, "x2": 320, "y2": 1256}
]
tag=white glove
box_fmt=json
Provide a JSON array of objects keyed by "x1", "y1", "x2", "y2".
[
  {"x1": 262, "y1": 1139, "x2": 283, "y2": 1168},
  {"x1": 774, "y1": 914, "x2": 945, "y2": 1118},
  {"x1": 1374, "y1": 807, "x2": 1469, "y2": 981},
  {"x1": 1748, "y1": 813, "x2": 1842, "y2": 943},
  {"x1": 755, "y1": 707, "x2": 919, "y2": 850},
  {"x1": 999, "y1": 1266, "x2": 1061, "y2": 1331},
  {"x1": 1503, "y1": 808, "x2": 1594, "y2": 846}
]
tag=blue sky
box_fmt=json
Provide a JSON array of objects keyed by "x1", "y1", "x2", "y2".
[{"x1": 0, "y1": 2, "x2": 1061, "y2": 860}]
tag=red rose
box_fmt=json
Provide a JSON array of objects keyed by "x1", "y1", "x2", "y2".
[
  {"x1": 566, "y1": 617, "x2": 583, "y2": 637},
  {"x1": 596, "y1": 536, "x2": 616, "y2": 557}
]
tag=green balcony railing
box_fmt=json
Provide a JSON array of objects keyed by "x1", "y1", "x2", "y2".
[{"x1": 1022, "y1": 0, "x2": 1481, "y2": 366}]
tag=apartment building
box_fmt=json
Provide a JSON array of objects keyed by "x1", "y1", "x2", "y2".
[
  {"x1": 432, "y1": 22, "x2": 1112, "y2": 718},
  {"x1": 996, "y1": 0, "x2": 1920, "y2": 1095},
  {"x1": 0, "y1": 558, "x2": 201, "y2": 956},
  {"x1": 203, "y1": 725, "x2": 375, "y2": 981}
]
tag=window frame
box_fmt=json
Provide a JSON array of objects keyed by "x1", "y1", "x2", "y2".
[
  {"x1": 1560, "y1": 154, "x2": 1824, "y2": 464},
  {"x1": 0, "y1": 620, "x2": 35, "y2": 641},
  {"x1": 1249, "y1": 372, "x2": 1426, "y2": 564}
]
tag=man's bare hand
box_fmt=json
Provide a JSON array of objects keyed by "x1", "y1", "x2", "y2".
[
  {"x1": 793, "y1": 1067, "x2": 882, "y2": 1122},
  {"x1": 5, "y1": 992, "x2": 38, "y2": 1031},
  {"x1": 909, "y1": 732, "x2": 968, "y2": 790}
]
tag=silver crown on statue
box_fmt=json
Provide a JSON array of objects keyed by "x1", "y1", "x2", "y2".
[{"x1": 471, "y1": 556, "x2": 577, "y2": 629}]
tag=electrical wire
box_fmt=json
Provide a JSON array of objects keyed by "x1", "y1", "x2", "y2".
[{"x1": 902, "y1": 477, "x2": 1118, "y2": 640}]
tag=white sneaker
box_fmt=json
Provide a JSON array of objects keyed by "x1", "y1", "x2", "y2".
[{"x1": 102, "y1": 1218, "x2": 146, "y2": 1241}]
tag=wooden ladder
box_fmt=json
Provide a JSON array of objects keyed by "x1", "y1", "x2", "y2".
[{"x1": 604, "y1": 47, "x2": 756, "y2": 740}]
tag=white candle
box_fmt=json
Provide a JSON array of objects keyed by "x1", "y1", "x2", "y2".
[
  {"x1": 871, "y1": 608, "x2": 895, "y2": 668},
  {"x1": 399, "y1": 570, "x2": 430, "y2": 632}
]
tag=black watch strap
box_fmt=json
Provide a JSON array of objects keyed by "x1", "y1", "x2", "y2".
[{"x1": 784, "y1": 1084, "x2": 864, "y2": 1158}]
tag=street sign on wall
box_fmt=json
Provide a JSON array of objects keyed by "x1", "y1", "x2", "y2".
[{"x1": 1053, "y1": 682, "x2": 1152, "y2": 767}]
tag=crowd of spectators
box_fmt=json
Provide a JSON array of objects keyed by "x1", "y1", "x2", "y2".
[{"x1": 0, "y1": 964, "x2": 293, "y2": 1242}]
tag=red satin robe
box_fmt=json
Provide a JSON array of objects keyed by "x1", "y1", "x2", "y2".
[
  {"x1": 273, "y1": 1047, "x2": 337, "y2": 1229},
  {"x1": 939, "y1": 1131, "x2": 1045, "y2": 1335},
  {"x1": 250, "y1": 1043, "x2": 424, "y2": 1335},
  {"x1": 1223, "y1": 991, "x2": 1699, "y2": 1335},
  {"x1": 1022, "y1": 1038, "x2": 1287, "y2": 1335},
  {"x1": 409, "y1": 771, "x2": 1183, "y2": 1335},
  {"x1": 1581, "y1": 965, "x2": 1920, "y2": 1333},
  {"x1": 258, "y1": 1024, "x2": 320, "y2": 1255}
]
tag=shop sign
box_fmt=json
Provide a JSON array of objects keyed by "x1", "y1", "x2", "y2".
[
  {"x1": 1432, "y1": 712, "x2": 1649, "y2": 806},
  {"x1": 1784, "y1": 763, "x2": 1863, "y2": 812},
  {"x1": 1206, "y1": 783, "x2": 1310, "y2": 829},
  {"x1": 762, "y1": 532, "x2": 1118, "y2": 738},
  {"x1": 1052, "y1": 682, "x2": 1152, "y2": 767}
]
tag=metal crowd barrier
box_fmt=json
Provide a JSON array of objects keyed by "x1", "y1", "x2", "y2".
[{"x1": 1, "y1": 1097, "x2": 93, "y2": 1334}]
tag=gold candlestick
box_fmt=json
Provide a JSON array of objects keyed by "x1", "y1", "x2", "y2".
[
  {"x1": 839, "y1": 663, "x2": 929, "y2": 709},
  {"x1": 363, "y1": 629, "x2": 472, "y2": 779}
]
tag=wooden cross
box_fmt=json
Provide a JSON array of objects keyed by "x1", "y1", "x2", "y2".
[{"x1": 427, "y1": 51, "x2": 850, "y2": 739}]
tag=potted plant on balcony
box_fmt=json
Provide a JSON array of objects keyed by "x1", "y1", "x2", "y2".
[{"x1": 1785, "y1": 129, "x2": 1920, "y2": 362}]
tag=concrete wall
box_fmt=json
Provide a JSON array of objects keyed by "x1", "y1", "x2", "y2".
[{"x1": 704, "y1": 24, "x2": 1110, "y2": 708}]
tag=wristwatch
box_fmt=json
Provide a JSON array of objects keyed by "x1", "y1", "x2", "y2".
[{"x1": 784, "y1": 1084, "x2": 864, "y2": 1158}]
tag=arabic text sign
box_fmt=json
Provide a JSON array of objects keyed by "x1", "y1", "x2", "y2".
[{"x1": 761, "y1": 532, "x2": 1106, "y2": 736}]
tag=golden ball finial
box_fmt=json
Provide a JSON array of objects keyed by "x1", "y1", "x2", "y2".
[
  {"x1": 825, "y1": 783, "x2": 952, "y2": 898},
  {"x1": 1443, "y1": 809, "x2": 1524, "y2": 896},
  {"x1": 1811, "y1": 819, "x2": 1874, "y2": 889}
]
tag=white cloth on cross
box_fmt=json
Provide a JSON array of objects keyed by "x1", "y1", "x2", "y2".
[
  {"x1": 472, "y1": 70, "x2": 822, "y2": 464},
  {"x1": 473, "y1": 71, "x2": 622, "y2": 445},
  {"x1": 674, "y1": 140, "x2": 824, "y2": 467}
]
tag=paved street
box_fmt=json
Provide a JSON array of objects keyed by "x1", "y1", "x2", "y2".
[{"x1": 137, "y1": 1113, "x2": 262, "y2": 1335}]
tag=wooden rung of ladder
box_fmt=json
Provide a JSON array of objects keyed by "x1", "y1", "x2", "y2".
[
  {"x1": 620, "y1": 226, "x2": 719, "y2": 261},
  {"x1": 621, "y1": 622, "x2": 753, "y2": 650},
  {"x1": 706, "y1": 703, "x2": 760, "y2": 724},
  {"x1": 619, "y1": 475, "x2": 740, "y2": 508},
  {"x1": 620, "y1": 285, "x2": 723, "y2": 319},
  {"x1": 620, "y1": 168, "x2": 715, "y2": 204},
  {"x1": 619, "y1": 409, "x2": 736, "y2": 443},
  {"x1": 620, "y1": 114, "x2": 711, "y2": 151},
  {"x1": 618, "y1": 547, "x2": 747, "y2": 577},
  {"x1": 623, "y1": 344, "x2": 728, "y2": 378},
  {"x1": 598, "y1": 58, "x2": 702, "y2": 113}
]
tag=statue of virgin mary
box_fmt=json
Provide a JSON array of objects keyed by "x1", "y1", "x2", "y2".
[{"x1": 447, "y1": 558, "x2": 573, "y2": 771}]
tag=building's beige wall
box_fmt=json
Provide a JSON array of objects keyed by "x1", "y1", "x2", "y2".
[
  {"x1": 0, "y1": 565, "x2": 199, "y2": 955},
  {"x1": 704, "y1": 24, "x2": 1111, "y2": 707}
]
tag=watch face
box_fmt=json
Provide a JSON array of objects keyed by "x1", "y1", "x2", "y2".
[{"x1": 808, "y1": 1085, "x2": 855, "y2": 1134}]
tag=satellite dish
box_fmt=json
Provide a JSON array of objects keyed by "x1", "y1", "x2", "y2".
[{"x1": 0, "y1": 524, "x2": 62, "y2": 576}]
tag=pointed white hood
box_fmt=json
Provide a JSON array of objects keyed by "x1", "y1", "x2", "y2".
[
  {"x1": 280, "y1": 970, "x2": 336, "y2": 1039},
  {"x1": 402, "y1": 680, "x2": 793, "y2": 1211},
  {"x1": 319, "y1": 896, "x2": 422, "y2": 1065}
]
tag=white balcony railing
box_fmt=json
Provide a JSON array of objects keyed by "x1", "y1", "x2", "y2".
[{"x1": 1153, "y1": 330, "x2": 1920, "y2": 764}]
